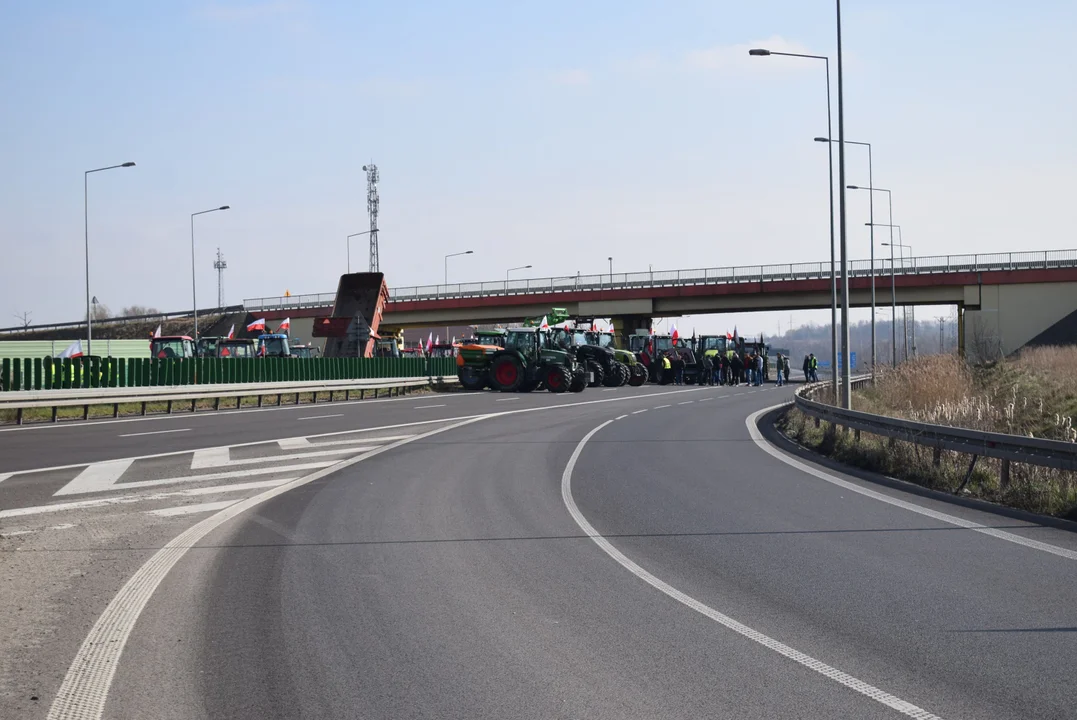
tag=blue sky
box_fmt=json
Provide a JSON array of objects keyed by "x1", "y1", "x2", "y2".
[{"x1": 2, "y1": 0, "x2": 1075, "y2": 335}]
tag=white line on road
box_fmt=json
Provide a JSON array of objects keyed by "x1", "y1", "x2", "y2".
[
  {"x1": 193, "y1": 446, "x2": 382, "y2": 468},
  {"x1": 54, "y1": 459, "x2": 136, "y2": 496},
  {"x1": 296, "y1": 414, "x2": 344, "y2": 421},
  {"x1": 746, "y1": 405, "x2": 1077, "y2": 562},
  {"x1": 190, "y1": 446, "x2": 230, "y2": 469},
  {"x1": 631, "y1": 409, "x2": 648, "y2": 415},
  {"x1": 734, "y1": 392, "x2": 745, "y2": 396},
  {"x1": 50, "y1": 461, "x2": 335, "y2": 498},
  {"x1": 677, "y1": 401, "x2": 694, "y2": 405},
  {"x1": 495, "y1": 397, "x2": 519, "y2": 402},
  {"x1": 46, "y1": 415, "x2": 489, "y2": 720},
  {"x1": 414, "y1": 404, "x2": 446, "y2": 409},
  {"x1": 616, "y1": 414, "x2": 628, "y2": 420},
  {"x1": 0, "y1": 473, "x2": 12, "y2": 485},
  {"x1": 602, "y1": 388, "x2": 616, "y2": 392},
  {"x1": 654, "y1": 404, "x2": 671, "y2": 409},
  {"x1": 118, "y1": 428, "x2": 192, "y2": 438},
  {"x1": 699, "y1": 398, "x2": 714, "y2": 403},
  {"x1": 561, "y1": 419, "x2": 945, "y2": 720},
  {"x1": 147, "y1": 500, "x2": 238, "y2": 517}
]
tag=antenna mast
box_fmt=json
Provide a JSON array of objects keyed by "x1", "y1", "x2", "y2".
[
  {"x1": 213, "y1": 247, "x2": 227, "y2": 307},
  {"x1": 362, "y1": 163, "x2": 380, "y2": 272}
]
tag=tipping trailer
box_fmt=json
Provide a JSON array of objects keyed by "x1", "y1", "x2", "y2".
[{"x1": 314, "y1": 272, "x2": 390, "y2": 358}]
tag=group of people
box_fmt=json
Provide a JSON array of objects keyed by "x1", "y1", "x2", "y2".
[
  {"x1": 698, "y1": 351, "x2": 792, "y2": 387},
  {"x1": 802, "y1": 353, "x2": 819, "y2": 382}
]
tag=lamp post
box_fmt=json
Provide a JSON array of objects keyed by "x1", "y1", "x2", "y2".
[
  {"x1": 347, "y1": 230, "x2": 377, "y2": 274},
  {"x1": 750, "y1": 48, "x2": 837, "y2": 403},
  {"x1": 834, "y1": 0, "x2": 852, "y2": 408},
  {"x1": 847, "y1": 179, "x2": 886, "y2": 378},
  {"x1": 445, "y1": 250, "x2": 474, "y2": 284},
  {"x1": 608, "y1": 256, "x2": 614, "y2": 287},
  {"x1": 876, "y1": 229, "x2": 906, "y2": 364},
  {"x1": 884, "y1": 239, "x2": 913, "y2": 360},
  {"x1": 506, "y1": 264, "x2": 532, "y2": 282},
  {"x1": 85, "y1": 162, "x2": 136, "y2": 355},
  {"x1": 191, "y1": 206, "x2": 230, "y2": 340}
]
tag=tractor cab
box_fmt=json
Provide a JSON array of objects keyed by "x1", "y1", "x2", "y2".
[
  {"x1": 290, "y1": 343, "x2": 320, "y2": 359},
  {"x1": 196, "y1": 337, "x2": 223, "y2": 358},
  {"x1": 696, "y1": 335, "x2": 733, "y2": 359},
  {"x1": 257, "y1": 334, "x2": 291, "y2": 358},
  {"x1": 218, "y1": 338, "x2": 256, "y2": 358},
  {"x1": 150, "y1": 336, "x2": 196, "y2": 359},
  {"x1": 429, "y1": 343, "x2": 457, "y2": 358}
]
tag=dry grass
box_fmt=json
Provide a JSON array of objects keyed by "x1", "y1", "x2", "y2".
[{"x1": 781, "y1": 347, "x2": 1077, "y2": 520}]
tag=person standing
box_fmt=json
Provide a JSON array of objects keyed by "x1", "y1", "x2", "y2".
[
  {"x1": 660, "y1": 353, "x2": 672, "y2": 385},
  {"x1": 730, "y1": 352, "x2": 743, "y2": 386},
  {"x1": 775, "y1": 353, "x2": 784, "y2": 386},
  {"x1": 672, "y1": 352, "x2": 685, "y2": 385},
  {"x1": 802, "y1": 354, "x2": 811, "y2": 383},
  {"x1": 702, "y1": 354, "x2": 714, "y2": 386},
  {"x1": 809, "y1": 353, "x2": 819, "y2": 382},
  {"x1": 783, "y1": 354, "x2": 791, "y2": 384},
  {"x1": 755, "y1": 353, "x2": 764, "y2": 386}
]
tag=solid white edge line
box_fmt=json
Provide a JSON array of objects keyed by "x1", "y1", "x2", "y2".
[
  {"x1": 147, "y1": 500, "x2": 238, "y2": 517},
  {"x1": 560, "y1": 419, "x2": 945, "y2": 720},
  {"x1": 45, "y1": 413, "x2": 490, "y2": 720},
  {"x1": 117, "y1": 428, "x2": 191, "y2": 438},
  {"x1": 745, "y1": 404, "x2": 1077, "y2": 562},
  {"x1": 413, "y1": 404, "x2": 446, "y2": 409}
]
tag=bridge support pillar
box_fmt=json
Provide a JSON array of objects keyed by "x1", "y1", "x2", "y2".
[
  {"x1": 957, "y1": 305, "x2": 965, "y2": 358},
  {"x1": 610, "y1": 314, "x2": 653, "y2": 339}
]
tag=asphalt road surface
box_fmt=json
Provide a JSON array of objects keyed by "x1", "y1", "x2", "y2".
[{"x1": 5, "y1": 382, "x2": 1076, "y2": 719}]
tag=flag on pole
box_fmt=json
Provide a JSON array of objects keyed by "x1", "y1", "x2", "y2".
[
  {"x1": 153, "y1": 325, "x2": 162, "y2": 338},
  {"x1": 277, "y1": 317, "x2": 291, "y2": 333},
  {"x1": 670, "y1": 324, "x2": 680, "y2": 345},
  {"x1": 435, "y1": 335, "x2": 440, "y2": 346},
  {"x1": 426, "y1": 332, "x2": 433, "y2": 353},
  {"x1": 726, "y1": 330, "x2": 733, "y2": 340},
  {"x1": 733, "y1": 326, "x2": 738, "y2": 341},
  {"x1": 58, "y1": 341, "x2": 83, "y2": 359},
  {"x1": 227, "y1": 324, "x2": 235, "y2": 340},
  {"x1": 247, "y1": 318, "x2": 266, "y2": 332},
  {"x1": 539, "y1": 316, "x2": 549, "y2": 330}
]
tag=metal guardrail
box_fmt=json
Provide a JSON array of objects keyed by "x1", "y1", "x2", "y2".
[
  {"x1": 242, "y1": 248, "x2": 1077, "y2": 311},
  {"x1": 793, "y1": 379, "x2": 1077, "y2": 472},
  {"x1": 0, "y1": 376, "x2": 458, "y2": 425}
]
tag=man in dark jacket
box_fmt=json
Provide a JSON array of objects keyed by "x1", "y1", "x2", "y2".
[
  {"x1": 802, "y1": 354, "x2": 811, "y2": 382},
  {"x1": 730, "y1": 353, "x2": 743, "y2": 386}
]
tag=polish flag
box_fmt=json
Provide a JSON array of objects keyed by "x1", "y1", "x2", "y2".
[
  {"x1": 58, "y1": 341, "x2": 83, "y2": 359},
  {"x1": 733, "y1": 326, "x2": 738, "y2": 341},
  {"x1": 591, "y1": 321, "x2": 598, "y2": 331},
  {"x1": 153, "y1": 325, "x2": 162, "y2": 338},
  {"x1": 726, "y1": 330, "x2": 733, "y2": 340},
  {"x1": 247, "y1": 318, "x2": 266, "y2": 332},
  {"x1": 227, "y1": 324, "x2": 235, "y2": 340},
  {"x1": 426, "y1": 332, "x2": 433, "y2": 353},
  {"x1": 539, "y1": 316, "x2": 549, "y2": 330},
  {"x1": 277, "y1": 317, "x2": 291, "y2": 333},
  {"x1": 670, "y1": 324, "x2": 680, "y2": 344}
]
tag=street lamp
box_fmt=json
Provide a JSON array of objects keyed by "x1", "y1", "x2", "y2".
[
  {"x1": 883, "y1": 238, "x2": 913, "y2": 360},
  {"x1": 875, "y1": 227, "x2": 906, "y2": 365},
  {"x1": 84, "y1": 161, "x2": 136, "y2": 355},
  {"x1": 445, "y1": 250, "x2": 474, "y2": 284},
  {"x1": 347, "y1": 229, "x2": 378, "y2": 274},
  {"x1": 752, "y1": 48, "x2": 837, "y2": 403},
  {"x1": 191, "y1": 206, "x2": 230, "y2": 340},
  {"x1": 845, "y1": 174, "x2": 883, "y2": 377},
  {"x1": 608, "y1": 256, "x2": 614, "y2": 286},
  {"x1": 506, "y1": 264, "x2": 532, "y2": 282}
]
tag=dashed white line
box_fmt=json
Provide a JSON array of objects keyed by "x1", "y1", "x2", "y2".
[
  {"x1": 602, "y1": 388, "x2": 616, "y2": 392},
  {"x1": 654, "y1": 404, "x2": 671, "y2": 409},
  {"x1": 699, "y1": 398, "x2": 714, "y2": 403},
  {"x1": 561, "y1": 419, "x2": 945, "y2": 720},
  {"x1": 616, "y1": 414, "x2": 628, "y2": 420},
  {"x1": 118, "y1": 428, "x2": 192, "y2": 438},
  {"x1": 495, "y1": 397, "x2": 520, "y2": 402},
  {"x1": 678, "y1": 401, "x2": 694, "y2": 405},
  {"x1": 734, "y1": 392, "x2": 745, "y2": 396},
  {"x1": 296, "y1": 413, "x2": 344, "y2": 420},
  {"x1": 631, "y1": 409, "x2": 648, "y2": 415},
  {"x1": 414, "y1": 404, "x2": 446, "y2": 409}
]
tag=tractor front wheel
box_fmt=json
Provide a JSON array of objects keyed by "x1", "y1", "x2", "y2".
[
  {"x1": 628, "y1": 363, "x2": 648, "y2": 386},
  {"x1": 545, "y1": 365, "x2": 571, "y2": 393},
  {"x1": 587, "y1": 360, "x2": 605, "y2": 388},
  {"x1": 489, "y1": 355, "x2": 524, "y2": 392},
  {"x1": 457, "y1": 366, "x2": 486, "y2": 391},
  {"x1": 569, "y1": 366, "x2": 587, "y2": 392}
]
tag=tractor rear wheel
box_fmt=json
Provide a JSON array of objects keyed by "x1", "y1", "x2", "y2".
[
  {"x1": 545, "y1": 365, "x2": 571, "y2": 393},
  {"x1": 617, "y1": 362, "x2": 630, "y2": 386},
  {"x1": 602, "y1": 362, "x2": 622, "y2": 387},
  {"x1": 457, "y1": 366, "x2": 486, "y2": 391},
  {"x1": 489, "y1": 355, "x2": 524, "y2": 392},
  {"x1": 587, "y1": 360, "x2": 605, "y2": 388},
  {"x1": 569, "y1": 366, "x2": 587, "y2": 392},
  {"x1": 628, "y1": 363, "x2": 648, "y2": 386}
]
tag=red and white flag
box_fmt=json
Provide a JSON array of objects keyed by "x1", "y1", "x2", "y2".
[
  {"x1": 227, "y1": 324, "x2": 235, "y2": 340},
  {"x1": 58, "y1": 341, "x2": 83, "y2": 359},
  {"x1": 670, "y1": 324, "x2": 680, "y2": 344},
  {"x1": 247, "y1": 318, "x2": 266, "y2": 332},
  {"x1": 277, "y1": 317, "x2": 291, "y2": 333},
  {"x1": 153, "y1": 325, "x2": 162, "y2": 338},
  {"x1": 539, "y1": 316, "x2": 549, "y2": 330},
  {"x1": 435, "y1": 334, "x2": 440, "y2": 346},
  {"x1": 726, "y1": 330, "x2": 733, "y2": 340},
  {"x1": 426, "y1": 332, "x2": 433, "y2": 353}
]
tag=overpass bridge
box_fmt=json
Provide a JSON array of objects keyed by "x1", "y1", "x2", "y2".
[{"x1": 246, "y1": 249, "x2": 1077, "y2": 360}]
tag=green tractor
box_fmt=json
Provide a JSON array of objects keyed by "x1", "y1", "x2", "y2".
[
  {"x1": 584, "y1": 328, "x2": 648, "y2": 387},
  {"x1": 485, "y1": 326, "x2": 587, "y2": 393},
  {"x1": 548, "y1": 325, "x2": 629, "y2": 388}
]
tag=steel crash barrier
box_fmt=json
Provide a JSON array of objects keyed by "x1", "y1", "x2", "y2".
[{"x1": 792, "y1": 379, "x2": 1077, "y2": 479}]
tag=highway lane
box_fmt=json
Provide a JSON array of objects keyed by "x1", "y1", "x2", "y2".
[
  {"x1": 0, "y1": 384, "x2": 705, "y2": 473},
  {"x1": 101, "y1": 385, "x2": 1077, "y2": 719}
]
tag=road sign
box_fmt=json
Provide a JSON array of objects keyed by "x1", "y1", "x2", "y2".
[{"x1": 837, "y1": 352, "x2": 857, "y2": 370}]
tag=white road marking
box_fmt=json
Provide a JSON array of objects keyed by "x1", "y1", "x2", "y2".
[
  {"x1": 191, "y1": 446, "x2": 381, "y2": 468},
  {"x1": 277, "y1": 437, "x2": 311, "y2": 449},
  {"x1": 54, "y1": 459, "x2": 136, "y2": 496},
  {"x1": 495, "y1": 397, "x2": 520, "y2": 402},
  {"x1": 46, "y1": 415, "x2": 488, "y2": 720},
  {"x1": 602, "y1": 388, "x2": 616, "y2": 392},
  {"x1": 616, "y1": 414, "x2": 628, "y2": 420},
  {"x1": 0, "y1": 473, "x2": 12, "y2": 485},
  {"x1": 148, "y1": 500, "x2": 237, "y2": 517},
  {"x1": 632, "y1": 409, "x2": 648, "y2": 415},
  {"x1": 51, "y1": 461, "x2": 334, "y2": 498},
  {"x1": 48, "y1": 523, "x2": 76, "y2": 530},
  {"x1": 746, "y1": 405, "x2": 1077, "y2": 562},
  {"x1": 190, "y1": 446, "x2": 230, "y2": 469},
  {"x1": 4, "y1": 529, "x2": 35, "y2": 537},
  {"x1": 678, "y1": 401, "x2": 694, "y2": 405},
  {"x1": 699, "y1": 397, "x2": 714, "y2": 402},
  {"x1": 654, "y1": 404, "x2": 671, "y2": 409},
  {"x1": 296, "y1": 413, "x2": 343, "y2": 421},
  {"x1": 561, "y1": 419, "x2": 945, "y2": 720},
  {"x1": 0, "y1": 479, "x2": 297, "y2": 519},
  {"x1": 414, "y1": 404, "x2": 446, "y2": 409},
  {"x1": 118, "y1": 428, "x2": 191, "y2": 438},
  {"x1": 734, "y1": 392, "x2": 745, "y2": 396}
]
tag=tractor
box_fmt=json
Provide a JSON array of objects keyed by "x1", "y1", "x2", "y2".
[
  {"x1": 484, "y1": 327, "x2": 586, "y2": 394},
  {"x1": 628, "y1": 332, "x2": 700, "y2": 384},
  {"x1": 584, "y1": 329, "x2": 648, "y2": 386},
  {"x1": 548, "y1": 325, "x2": 628, "y2": 388},
  {"x1": 456, "y1": 329, "x2": 507, "y2": 390},
  {"x1": 150, "y1": 336, "x2": 196, "y2": 359},
  {"x1": 257, "y1": 333, "x2": 292, "y2": 358},
  {"x1": 217, "y1": 338, "x2": 256, "y2": 358}
]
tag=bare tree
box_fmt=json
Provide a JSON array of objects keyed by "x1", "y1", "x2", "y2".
[
  {"x1": 122, "y1": 305, "x2": 160, "y2": 317},
  {"x1": 12, "y1": 310, "x2": 32, "y2": 329},
  {"x1": 90, "y1": 303, "x2": 112, "y2": 321}
]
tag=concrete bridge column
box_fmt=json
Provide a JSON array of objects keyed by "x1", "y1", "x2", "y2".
[{"x1": 610, "y1": 314, "x2": 653, "y2": 339}]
